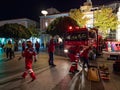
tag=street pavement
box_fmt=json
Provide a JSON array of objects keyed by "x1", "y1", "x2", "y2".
[{"x1": 0, "y1": 50, "x2": 120, "y2": 90}]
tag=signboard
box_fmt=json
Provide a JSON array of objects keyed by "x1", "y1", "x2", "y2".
[{"x1": 65, "y1": 31, "x2": 88, "y2": 41}]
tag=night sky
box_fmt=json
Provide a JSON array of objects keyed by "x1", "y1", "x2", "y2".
[{"x1": 0, "y1": 0, "x2": 119, "y2": 22}]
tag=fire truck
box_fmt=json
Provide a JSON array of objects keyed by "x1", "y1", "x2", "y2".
[{"x1": 63, "y1": 26, "x2": 103, "y2": 58}]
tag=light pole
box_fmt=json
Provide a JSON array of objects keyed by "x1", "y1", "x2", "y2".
[
  {"x1": 41, "y1": 10, "x2": 48, "y2": 28},
  {"x1": 41, "y1": 10, "x2": 48, "y2": 48},
  {"x1": 91, "y1": 7, "x2": 99, "y2": 28},
  {"x1": 41, "y1": 10, "x2": 48, "y2": 16},
  {"x1": 91, "y1": 9, "x2": 95, "y2": 28}
]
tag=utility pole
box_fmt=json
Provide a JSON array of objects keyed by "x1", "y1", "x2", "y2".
[
  {"x1": 87, "y1": 0, "x2": 92, "y2": 2},
  {"x1": 87, "y1": 0, "x2": 92, "y2": 5}
]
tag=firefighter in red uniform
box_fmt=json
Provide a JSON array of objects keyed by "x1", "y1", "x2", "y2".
[
  {"x1": 22, "y1": 41, "x2": 37, "y2": 81},
  {"x1": 80, "y1": 45, "x2": 91, "y2": 69},
  {"x1": 68, "y1": 46, "x2": 80, "y2": 74},
  {"x1": 48, "y1": 38, "x2": 57, "y2": 67}
]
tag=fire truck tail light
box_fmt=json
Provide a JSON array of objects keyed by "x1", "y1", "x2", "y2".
[
  {"x1": 68, "y1": 26, "x2": 73, "y2": 30},
  {"x1": 68, "y1": 26, "x2": 73, "y2": 32},
  {"x1": 75, "y1": 26, "x2": 79, "y2": 29}
]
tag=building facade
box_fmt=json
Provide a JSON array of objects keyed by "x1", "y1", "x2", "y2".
[
  {"x1": 0, "y1": 18, "x2": 39, "y2": 28},
  {"x1": 40, "y1": 8, "x2": 68, "y2": 47}
]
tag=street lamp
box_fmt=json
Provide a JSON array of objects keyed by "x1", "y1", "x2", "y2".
[
  {"x1": 91, "y1": 7, "x2": 99, "y2": 28},
  {"x1": 41, "y1": 10, "x2": 48, "y2": 48},
  {"x1": 41, "y1": 10, "x2": 48, "y2": 28},
  {"x1": 41, "y1": 10, "x2": 48, "y2": 16}
]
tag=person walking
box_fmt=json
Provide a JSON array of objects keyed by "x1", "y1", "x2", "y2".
[
  {"x1": 21, "y1": 41, "x2": 37, "y2": 81},
  {"x1": 48, "y1": 38, "x2": 58, "y2": 67},
  {"x1": 35, "y1": 41, "x2": 40, "y2": 54}
]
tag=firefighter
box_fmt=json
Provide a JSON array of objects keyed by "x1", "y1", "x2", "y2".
[
  {"x1": 68, "y1": 46, "x2": 80, "y2": 74},
  {"x1": 48, "y1": 38, "x2": 59, "y2": 67},
  {"x1": 21, "y1": 41, "x2": 37, "y2": 81},
  {"x1": 80, "y1": 45, "x2": 92, "y2": 69}
]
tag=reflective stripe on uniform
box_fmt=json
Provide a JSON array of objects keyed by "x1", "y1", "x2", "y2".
[
  {"x1": 28, "y1": 69, "x2": 33, "y2": 73},
  {"x1": 71, "y1": 62, "x2": 77, "y2": 66},
  {"x1": 71, "y1": 62, "x2": 76, "y2": 64}
]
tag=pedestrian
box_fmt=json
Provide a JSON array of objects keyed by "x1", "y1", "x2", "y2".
[
  {"x1": 11, "y1": 42, "x2": 15, "y2": 58},
  {"x1": 107, "y1": 41, "x2": 111, "y2": 52},
  {"x1": 41, "y1": 43, "x2": 44, "y2": 48},
  {"x1": 68, "y1": 46, "x2": 80, "y2": 74},
  {"x1": 22, "y1": 41, "x2": 26, "y2": 51},
  {"x1": 35, "y1": 41, "x2": 40, "y2": 54},
  {"x1": 80, "y1": 45, "x2": 92, "y2": 69},
  {"x1": 111, "y1": 42, "x2": 115, "y2": 52},
  {"x1": 3, "y1": 40, "x2": 13, "y2": 59},
  {"x1": 14, "y1": 41, "x2": 18, "y2": 51},
  {"x1": 21, "y1": 41, "x2": 37, "y2": 81},
  {"x1": 48, "y1": 38, "x2": 58, "y2": 67}
]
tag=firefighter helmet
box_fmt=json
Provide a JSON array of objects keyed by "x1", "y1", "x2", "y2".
[{"x1": 26, "y1": 41, "x2": 32, "y2": 47}]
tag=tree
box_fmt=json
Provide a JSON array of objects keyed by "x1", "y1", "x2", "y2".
[
  {"x1": 69, "y1": 8, "x2": 89, "y2": 27},
  {"x1": 0, "y1": 23, "x2": 31, "y2": 39},
  {"x1": 0, "y1": 23, "x2": 32, "y2": 51},
  {"x1": 28, "y1": 25, "x2": 40, "y2": 38},
  {"x1": 46, "y1": 16, "x2": 79, "y2": 37},
  {"x1": 94, "y1": 7, "x2": 119, "y2": 35}
]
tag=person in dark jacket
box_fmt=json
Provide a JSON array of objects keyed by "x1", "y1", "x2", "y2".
[
  {"x1": 35, "y1": 41, "x2": 40, "y2": 54},
  {"x1": 22, "y1": 41, "x2": 26, "y2": 51}
]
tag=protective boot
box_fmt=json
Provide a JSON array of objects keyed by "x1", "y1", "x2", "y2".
[
  {"x1": 74, "y1": 64, "x2": 79, "y2": 72},
  {"x1": 22, "y1": 72, "x2": 27, "y2": 78},
  {"x1": 69, "y1": 65, "x2": 75, "y2": 74},
  {"x1": 48, "y1": 59, "x2": 51, "y2": 65},
  {"x1": 30, "y1": 72, "x2": 36, "y2": 81}
]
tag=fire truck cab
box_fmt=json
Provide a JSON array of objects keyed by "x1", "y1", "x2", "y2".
[{"x1": 63, "y1": 26, "x2": 102, "y2": 58}]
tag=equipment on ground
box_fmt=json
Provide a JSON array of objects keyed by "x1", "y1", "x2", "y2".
[
  {"x1": 87, "y1": 65, "x2": 100, "y2": 82},
  {"x1": 99, "y1": 64, "x2": 110, "y2": 80},
  {"x1": 113, "y1": 60, "x2": 120, "y2": 73}
]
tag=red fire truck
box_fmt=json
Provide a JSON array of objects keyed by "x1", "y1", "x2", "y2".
[{"x1": 63, "y1": 26, "x2": 102, "y2": 57}]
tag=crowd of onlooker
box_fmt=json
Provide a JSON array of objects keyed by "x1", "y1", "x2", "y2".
[{"x1": 0, "y1": 40, "x2": 41, "y2": 60}]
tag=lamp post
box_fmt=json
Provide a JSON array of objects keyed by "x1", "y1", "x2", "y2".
[
  {"x1": 41, "y1": 10, "x2": 48, "y2": 48},
  {"x1": 91, "y1": 7, "x2": 100, "y2": 55},
  {"x1": 41, "y1": 10, "x2": 48, "y2": 28},
  {"x1": 92, "y1": 9, "x2": 95, "y2": 28},
  {"x1": 91, "y1": 7, "x2": 99, "y2": 28},
  {"x1": 41, "y1": 10, "x2": 48, "y2": 16}
]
